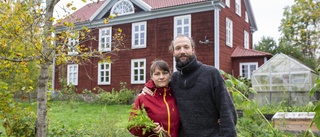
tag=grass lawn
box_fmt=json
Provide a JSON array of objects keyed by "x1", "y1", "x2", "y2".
[{"x1": 1, "y1": 101, "x2": 135, "y2": 136}]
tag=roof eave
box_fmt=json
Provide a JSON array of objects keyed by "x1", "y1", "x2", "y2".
[{"x1": 244, "y1": 0, "x2": 257, "y2": 32}]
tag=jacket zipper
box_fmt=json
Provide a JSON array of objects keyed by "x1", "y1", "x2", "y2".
[{"x1": 163, "y1": 88, "x2": 171, "y2": 135}]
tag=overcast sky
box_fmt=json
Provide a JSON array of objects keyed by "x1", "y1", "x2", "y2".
[
  {"x1": 54, "y1": 0, "x2": 295, "y2": 45},
  {"x1": 250, "y1": 0, "x2": 295, "y2": 45}
]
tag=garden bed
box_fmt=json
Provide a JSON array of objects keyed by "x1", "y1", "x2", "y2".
[{"x1": 272, "y1": 112, "x2": 319, "y2": 133}]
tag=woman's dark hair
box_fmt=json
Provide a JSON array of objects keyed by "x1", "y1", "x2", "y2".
[{"x1": 150, "y1": 60, "x2": 170, "y2": 77}]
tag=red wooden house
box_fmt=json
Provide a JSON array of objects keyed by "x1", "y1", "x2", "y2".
[{"x1": 54, "y1": 0, "x2": 272, "y2": 92}]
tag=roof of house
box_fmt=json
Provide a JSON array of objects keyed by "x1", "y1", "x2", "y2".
[
  {"x1": 231, "y1": 46, "x2": 272, "y2": 58},
  {"x1": 57, "y1": 1, "x2": 105, "y2": 23},
  {"x1": 143, "y1": 0, "x2": 207, "y2": 9},
  {"x1": 56, "y1": 0, "x2": 257, "y2": 32}
]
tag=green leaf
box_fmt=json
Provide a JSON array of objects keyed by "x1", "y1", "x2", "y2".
[
  {"x1": 249, "y1": 88, "x2": 257, "y2": 94},
  {"x1": 225, "y1": 79, "x2": 234, "y2": 88}
]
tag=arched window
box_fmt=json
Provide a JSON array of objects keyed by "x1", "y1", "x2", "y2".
[{"x1": 110, "y1": 0, "x2": 134, "y2": 16}]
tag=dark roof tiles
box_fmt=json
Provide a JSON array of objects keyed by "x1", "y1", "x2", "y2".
[{"x1": 231, "y1": 46, "x2": 272, "y2": 57}]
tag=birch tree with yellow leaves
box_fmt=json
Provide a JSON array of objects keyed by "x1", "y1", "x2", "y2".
[{"x1": 0, "y1": 0, "x2": 123, "y2": 136}]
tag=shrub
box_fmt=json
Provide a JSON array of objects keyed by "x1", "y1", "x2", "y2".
[
  {"x1": 97, "y1": 82, "x2": 135, "y2": 105},
  {"x1": 0, "y1": 91, "x2": 37, "y2": 137}
]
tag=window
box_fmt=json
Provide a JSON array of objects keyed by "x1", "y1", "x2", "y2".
[
  {"x1": 235, "y1": 0, "x2": 241, "y2": 16},
  {"x1": 67, "y1": 64, "x2": 78, "y2": 85},
  {"x1": 110, "y1": 0, "x2": 134, "y2": 16},
  {"x1": 226, "y1": 18, "x2": 233, "y2": 47},
  {"x1": 245, "y1": 11, "x2": 249, "y2": 23},
  {"x1": 174, "y1": 15, "x2": 191, "y2": 37},
  {"x1": 240, "y1": 62, "x2": 258, "y2": 79},
  {"x1": 225, "y1": 0, "x2": 230, "y2": 7},
  {"x1": 131, "y1": 59, "x2": 146, "y2": 84},
  {"x1": 244, "y1": 30, "x2": 249, "y2": 49},
  {"x1": 68, "y1": 32, "x2": 79, "y2": 55},
  {"x1": 98, "y1": 62, "x2": 111, "y2": 85},
  {"x1": 99, "y1": 27, "x2": 112, "y2": 51},
  {"x1": 132, "y1": 22, "x2": 147, "y2": 49}
]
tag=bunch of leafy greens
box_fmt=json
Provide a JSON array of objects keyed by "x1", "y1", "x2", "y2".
[{"x1": 127, "y1": 106, "x2": 169, "y2": 137}]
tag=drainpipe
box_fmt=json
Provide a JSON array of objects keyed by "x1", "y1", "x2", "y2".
[{"x1": 212, "y1": 0, "x2": 225, "y2": 69}]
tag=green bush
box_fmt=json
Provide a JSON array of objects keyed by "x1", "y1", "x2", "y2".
[
  {"x1": 0, "y1": 91, "x2": 37, "y2": 137},
  {"x1": 97, "y1": 82, "x2": 135, "y2": 105}
]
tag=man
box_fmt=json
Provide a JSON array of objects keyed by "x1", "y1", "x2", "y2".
[{"x1": 143, "y1": 35, "x2": 237, "y2": 136}]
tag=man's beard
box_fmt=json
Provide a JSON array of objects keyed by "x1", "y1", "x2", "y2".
[{"x1": 175, "y1": 55, "x2": 194, "y2": 68}]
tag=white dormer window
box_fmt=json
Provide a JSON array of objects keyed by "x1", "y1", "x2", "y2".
[
  {"x1": 110, "y1": 0, "x2": 134, "y2": 16},
  {"x1": 235, "y1": 0, "x2": 241, "y2": 16}
]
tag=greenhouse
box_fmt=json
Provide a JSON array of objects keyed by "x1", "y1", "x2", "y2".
[{"x1": 251, "y1": 53, "x2": 318, "y2": 106}]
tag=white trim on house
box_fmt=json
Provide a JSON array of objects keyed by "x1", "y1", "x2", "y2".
[
  {"x1": 225, "y1": 0, "x2": 230, "y2": 7},
  {"x1": 212, "y1": 1, "x2": 224, "y2": 69},
  {"x1": 67, "y1": 64, "x2": 79, "y2": 85},
  {"x1": 99, "y1": 27, "x2": 112, "y2": 51},
  {"x1": 110, "y1": 0, "x2": 135, "y2": 16},
  {"x1": 67, "y1": 32, "x2": 79, "y2": 55},
  {"x1": 174, "y1": 14, "x2": 191, "y2": 38},
  {"x1": 240, "y1": 62, "x2": 258, "y2": 79},
  {"x1": 244, "y1": 30, "x2": 249, "y2": 49},
  {"x1": 245, "y1": 11, "x2": 249, "y2": 23},
  {"x1": 235, "y1": 0, "x2": 241, "y2": 16},
  {"x1": 98, "y1": 62, "x2": 111, "y2": 85},
  {"x1": 226, "y1": 18, "x2": 233, "y2": 47},
  {"x1": 131, "y1": 58, "x2": 146, "y2": 84},
  {"x1": 131, "y1": 0, "x2": 152, "y2": 11},
  {"x1": 132, "y1": 21, "x2": 147, "y2": 49}
]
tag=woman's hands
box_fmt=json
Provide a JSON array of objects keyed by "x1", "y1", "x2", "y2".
[{"x1": 152, "y1": 123, "x2": 171, "y2": 137}]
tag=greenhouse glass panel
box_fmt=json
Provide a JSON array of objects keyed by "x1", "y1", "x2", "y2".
[{"x1": 251, "y1": 53, "x2": 318, "y2": 105}]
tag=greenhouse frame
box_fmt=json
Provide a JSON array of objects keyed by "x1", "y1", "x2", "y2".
[{"x1": 251, "y1": 53, "x2": 318, "y2": 106}]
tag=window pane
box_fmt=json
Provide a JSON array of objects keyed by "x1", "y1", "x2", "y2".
[
  {"x1": 140, "y1": 25, "x2": 145, "y2": 31},
  {"x1": 177, "y1": 27, "x2": 182, "y2": 34},
  {"x1": 140, "y1": 62, "x2": 144, "y2": 67},
  {"x1": 134, "y1": 62, "x2": 138, "y2": 67},
  {"x1": 135, "y1": 26, "x2": 139, "y2": 31},
  {"x1": 177, "y1": 19, "x2": 182, "y2": 25},
  {"x1": 184, "y1": 18, "x2": 189, "y2": 24}
]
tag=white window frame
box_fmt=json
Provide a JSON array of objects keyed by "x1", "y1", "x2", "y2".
[
  {"x1": 67, "y1": 64, "x2": 78, "y2": 85},
  {"x1": 245, "y1": 11, "x2": 249, "y2": 23},
  {"x1": 99, "y1": 27, "x2": 112, "y2": 52},
  {"x1": 225, "y1": 0, "x2": 230, "y2": 7},
  {"x1": 226, "y1": 18, "x2": 233, "y2": 47},
  {"x1": 174, "y1": 14, "x2": 191, "y2": 38},
  {"x1": 132, "y1": 21, "x2": 147, "y2": 49},
  {"x1": 131, "y1": 59, "x2": 146, "y2": 84},
  {"x1": 244, "y1": 30, "x2": 249, "y2": 49},
  {"x1": 98, "y1": 62, "x2": 111, "y2": 85},
  {"x1": 110, "y1": 0, "x2": 134, "y2": 16},
  {"x1": 68, "y1": 32, "x2": 79, "y2": 55},
  {"x1": 240, "y1": 62, "x2": 258, "y2": 79},
  {"x1": 235, "y1": 0, "x2": 241, "y2": 16}
]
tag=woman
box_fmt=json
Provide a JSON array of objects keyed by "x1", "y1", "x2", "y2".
[{"x1": 128, "y1": 60, "x2": 180, "y2": 137}]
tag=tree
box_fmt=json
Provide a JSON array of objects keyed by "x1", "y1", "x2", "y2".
[
  {"x1": 279, "y1": 0, "x2": 320, "y2": 69},
  {"x1": 253, "y1": 36, "x2": 278, "y2": 55},
  {"x1": 0, "y1": 0, "x2": 124, "y2": 136}
]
